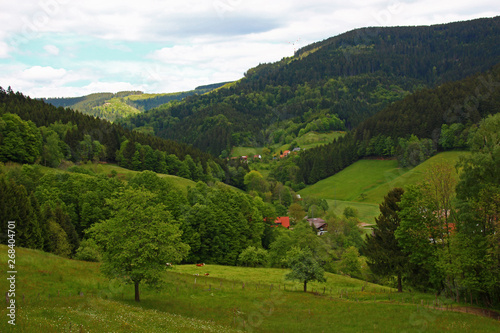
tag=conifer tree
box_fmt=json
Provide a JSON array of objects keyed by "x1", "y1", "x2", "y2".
[
  {"x1": 364, "y1": 187, "x2": 407, "y2": 292},
  {"x1": 53, "y1": 205, "x2": 79, "y2": 255}
]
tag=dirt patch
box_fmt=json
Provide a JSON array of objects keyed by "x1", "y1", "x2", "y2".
[{"x1": 436, "y1": 305, "x2": 500, "y2": 320}]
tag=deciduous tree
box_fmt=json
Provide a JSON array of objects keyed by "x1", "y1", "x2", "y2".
[
  {"x1": 285, "y1": 247, "x2": 326, "y2": 292},
  {"x1": 89, "y1": 188, "x2": 189, "y2": 302}
]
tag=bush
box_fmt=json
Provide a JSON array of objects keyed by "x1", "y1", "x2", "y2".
[
  {"x1": 339, "y1": 246, "x2": 362, "y2": 277},
  {"x1": 238, "y1": 246, "x2": 269, "y2": 267},
  {"x1": 74, "y1": 239, "x2": 101, "y2": 262},
  {"x1": 343, "y1": 206, "x2": 358, "y2": 219}
]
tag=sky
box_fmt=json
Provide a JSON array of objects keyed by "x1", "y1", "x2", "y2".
[{"x1": 0, "y1": 1, "x2": 498, "y2": 98}]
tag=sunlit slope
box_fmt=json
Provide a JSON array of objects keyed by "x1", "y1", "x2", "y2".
[
  {"x1": 1, "y1": 245, "x2": 498, "y2": 332},
  {"x1": 299, "y1": 151, "x2": 466, "y2": 205}
]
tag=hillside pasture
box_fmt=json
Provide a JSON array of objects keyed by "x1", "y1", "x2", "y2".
[
  {"x1": 1, "y1": 246, "x2": 499, "y2": 332},
  {"x1": 76, "y1": 163, "x2": 197, "y2": 192},
  {"x1": 231, "y1": 132, "x2": 345, "y2": 158},
  {"x1": 274, "y1": 131, "x2": 345, "y2": 154},
  {"x1": 300, "y1": 151, "x2": 466, "y2": 205},
  {"x1": 325, "y1": 199, "x2": 380, "y2": 226},
  {"x1": 299, "y1": 151, "x2": 466, "y2": 224}
]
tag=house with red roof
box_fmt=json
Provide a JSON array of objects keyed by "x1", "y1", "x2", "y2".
[
  {"x1": 280, "y1": 150, "x2": 291, "y2": 158},
  {"x1": 272, "y1": 216, "x2": 290, "y2": 229}
]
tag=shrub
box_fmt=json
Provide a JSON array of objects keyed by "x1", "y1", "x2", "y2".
[
  {"x1": 238, "y1": 246, "x2": 269, "y2": 267},
  {"x1": 74, "y1": 238, "x2": 101, "y2": 262}
]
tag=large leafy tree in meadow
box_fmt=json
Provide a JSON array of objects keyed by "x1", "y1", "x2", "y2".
[
  {"x1": 364, "y1": 188, "x2": 407, "y2": 292},
  {"x1": 285, "y1": 246, "x2": 326, "y2": 292},
  {"x1": 89, "y1": 187, "x2": 189, "y2": 302}
]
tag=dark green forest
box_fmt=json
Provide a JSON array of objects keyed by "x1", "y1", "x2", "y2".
[
  {"x1": 0, "y1": 87, "x2": 247, "y2": 187},
  {"x1": 295, "y1": 62, "x2": 500, "y2": 184},
  {"x1": 119, "y1": 17, "x2": 500, "y2": 156}
]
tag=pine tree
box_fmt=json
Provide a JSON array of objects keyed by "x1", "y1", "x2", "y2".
[
  {"x1": 54, "y1": 205, "x2": 79, "y2": 255},
  {"x1": 29, "y1": 192, "x2": 45, "y2": 250},
  {"x1": 122, "y1": 139, "x2": 136, "y2": 168},
  {"x1": 363, "y1": 187, "x2": 407, "y2": 292}
]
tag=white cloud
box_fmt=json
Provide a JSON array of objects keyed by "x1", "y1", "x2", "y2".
[
  {"x1": 0, "y1": 0, "x2": 497, "y2": 97},
  {"x1": 0, "y1": 41, "x2": 10, "y2": 58},
  {"x1": 21, "y1": 66, "x2": 67, "y2": 81},
  {"x1": 44, "y1": 44, "x2": 60, "y2": 56}
]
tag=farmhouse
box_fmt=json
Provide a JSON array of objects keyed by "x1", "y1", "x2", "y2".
[
  {"x1": 307, "y1": 218, "x2": 328, "y2": 235},
  {"x1": 280, "y1": 150, "x2": 291, "y2": 158},
  {"x1": 271, "y1": 216, "x2": 290, "y2": 229}
]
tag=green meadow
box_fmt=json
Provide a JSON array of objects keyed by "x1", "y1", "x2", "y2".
[
  {"x1": 1, "y1": 245, "x2": 498, "y2": 332},
  {"x1": 231, "y1": 147, "x2": 264, "y2": 158},
  {"x1": 2, "y1": 161, "x2": 197, "y2": 194},
  {"x1": 299, "y1": 151, "x2": 467, "y2": 223},
  {"x1": 275, "y1": 131, "x2": 346, "y2": 153},
  {"x1": 78, "y1": 162, "x2": 197, "y2": 192},
  {"x1": 231, "y1": 131, "x2": 345, "y2": 158}
]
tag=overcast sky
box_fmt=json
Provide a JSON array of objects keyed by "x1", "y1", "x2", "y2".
[{"x1": 0, "y1": 0, "x2": 498, "y2": 98}]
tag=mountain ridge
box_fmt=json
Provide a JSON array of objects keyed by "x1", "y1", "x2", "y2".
[
  {"x1": 42, "y1": 81, "x2": 232, "y2": 122},
  {"x1": 118, "y1": 16, "x2": 500, "y2": 156}
]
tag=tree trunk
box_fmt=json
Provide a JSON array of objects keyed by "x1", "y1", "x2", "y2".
[
  {"x1": 397, "y1": 273, "x2": 402, "y2": 293},
  {"x1": 304, "y1": 281, "x2": 307, "y2": 292},
  {"x1": 135, "y1": 281, "x2": 140, "y2": 302}
]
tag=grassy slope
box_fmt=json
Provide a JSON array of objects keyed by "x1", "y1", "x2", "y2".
[
  {"x1": 124, "y1": 93, "x2": 169, "y2": 101},
  {"x1": 299, "y1": 151, "x2": 466, "y2": 223},
  {"x1": 78, "y1": 163, "x2": 197, "y2": 193},
  {"x1": 1, "y1": 246, "x2": 498, "y2": 332},
  {"x1": 2, "y1": 162, "x2": 197, "y2": 194},
  {"x1": 91, "y1": 97, "x2": 141, "y2": 122},
  {"x1": 0, "y1": 246, "x2": 237, "y2": 332},
  {"x1": 231, "y1": 147, "x2": 264, "y2": 157},
  {"x1": 231, "y1": 131, "x2": 345, "y2": 158},
  {"x1": 283, "y1": 131, "x2": 345, "y2": 151}
]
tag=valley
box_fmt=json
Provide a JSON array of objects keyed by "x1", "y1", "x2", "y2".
[{"x1": 0, "y1": 15, "x2": 499, "y2": 332}]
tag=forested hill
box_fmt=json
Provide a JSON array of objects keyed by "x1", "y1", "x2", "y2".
[
  {"x1": 296, "y1": 62, "x2": 500, "y2": 184},
  {"x1": 42, "y1": 82, "x2": 231, "y2": 122},
  {"x1": 0, "y1": 88, "x2": 246, "y2": 187},
  {"x1": 120, "y1": 16, "x2": 500, "y2": 156}
]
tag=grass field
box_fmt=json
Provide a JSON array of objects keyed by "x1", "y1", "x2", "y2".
[
  {"x1": 325, "y1": 199, "x2": 380, "y2": 226},
  {"x1": 300, "y1": 151, "x2": 466, "y2": 204},
  {"x1": 274, "y1": 131, "x2": 345, "y2": 154},
  {"x1": 231, "y1": 147, "x2": 264, "y2": 158},
  {"x1": 78, "y1": 163, "x2": 197, "y2": 192},
  {"x1": 1, "y1": 162, "x2": 197, "y2": 195},
  {"x1": 300, "y1": 159, "x2": 401, "y2": 203},
  {"x1": 231, "y1": 131, "x2": 345, "y2": 158},
  {"x1": 299, "y1": 151, "x2": 467, "y2": 224},
  {"x1": 1, "y1": 246, "x2": 498, "y2": 332}
]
